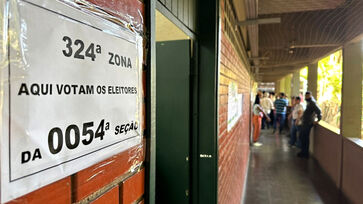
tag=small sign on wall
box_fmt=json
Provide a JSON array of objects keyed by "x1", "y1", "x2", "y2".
[
  {"x1": 227, "y1": 82, "x2": 243, "y2": 131},
  {"x1": 1, "y1": 0, "x2": 143, "y2": 202}
]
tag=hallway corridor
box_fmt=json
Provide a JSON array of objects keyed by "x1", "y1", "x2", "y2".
[{"x1": 244, "y1": 129, "x2": 347, "y2": 204}]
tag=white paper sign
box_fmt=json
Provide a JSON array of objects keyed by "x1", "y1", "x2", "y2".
[
  {"x1": 1, "y1": 1, "x2": 142, "y2": 202},
  {"x1": 237, "y1": 94, "x2": 243, "y2": 118},
  {"x1": 227, "y1": 82, "x2": 243, "y2": 131}
]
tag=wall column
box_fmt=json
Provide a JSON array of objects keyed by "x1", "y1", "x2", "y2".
[
  {"x1": 308, "y1": 63, "x2": 318, "y2": 98},
  {"x1": 341, "y1": 41, "x2": 363, "y2": 138},
  {"x1": 196, "y1": 0, "x2": 219, "y2": 202},
  {"x1": 275, "y1": 80, "x2": 280, "y2": 93},
  {"x1": 291, "y1": 71, "x2": 300, "y2": 97},
  {"x1": 307, "y1": 64, "x2": 318, "y2": 155},
  {"x1": 279, "y1": 77, "x2": 285, "y2": 93},
  {"x1": 284, "y1": 74, "x2": 292, "y2": 98}
]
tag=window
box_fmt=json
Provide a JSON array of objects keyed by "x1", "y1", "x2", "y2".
[
  {"x1": 300, "y1": 66, "x2": 308, "y2": 95},
  {"x1": 317, "y1": 50, "x2": 342, "y2": 129}
]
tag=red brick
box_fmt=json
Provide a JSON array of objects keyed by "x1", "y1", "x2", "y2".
[
  {"x1": 120, "y1": 168, "x2": 145, "y2": 204},
  {"x1": 219, "y1": 85, "x2": 228, "y2": 95},
  {"x1": 220, "y1": 64, "x2": 229, "y2": 75},
  {"x1": 221, "y1": 33, "x2": 227, "y2": 45},
  {"x1": 7, "y1": 177, "x2": 71, "y2": 204},
  {"x1": 220, "y1": 75, "x2": 229, "y2": 86},
  {"x1": 73, "y1": 145, "x2": 144, "y2": 202},
  {"x1": 219, "y1": 104, "x2": 227, "y2": 115},
  {"x1": 91, "y1": 186, "x2": 119, "y2": 204},
  {"x1": 217, "y1": 30, "x2": 251, "y2": 204},
  {"x1": 86, "y1": 0, "x2": 145, "y2": 32},
  {"x1": 219, "y1": 122, "x2": 227, "y2": 135},
  {"x1": 218, "y1": 112, "x2": 227, "y2": 125},
  {"x1": 220, "y1": 95, "x2": 228, "y2": 105}
]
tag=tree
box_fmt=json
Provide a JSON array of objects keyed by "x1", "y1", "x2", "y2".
[{"x1": 317, "y1": 50, "x2": 342, "y2": 128}]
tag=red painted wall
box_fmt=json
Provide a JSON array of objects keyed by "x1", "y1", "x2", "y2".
[
  {"x1": 6, "y1": 1, "x2": 146, "y2": 203},
  {"x1": 218, "y1": 1, "x2": 252, "y2": 203}
]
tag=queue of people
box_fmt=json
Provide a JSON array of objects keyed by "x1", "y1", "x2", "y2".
[{"x1": 252, "y1": 91, "x2": 322, "y2": 158}]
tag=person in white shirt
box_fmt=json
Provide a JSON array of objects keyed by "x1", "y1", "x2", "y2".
[
  {"x1": 289, "y1": 96, "x2": 304, "y2": 146},
  {"x1": 252, "y1": 94, "x2": 271, "y2": 146},
  {"x1": 260, "y1": 92, "x2": 274, "y2": 129}
]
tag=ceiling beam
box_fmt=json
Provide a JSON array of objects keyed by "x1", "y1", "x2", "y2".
[
  {"x1": 244, "y1": 0, "x2": 259, "y2": 68},
  {"x1": 290, "y1": 44, "x2": 340, "y2": 49},
  {"x1": 249, "y1": 57, "x2": 270, "y2": 61},
  {"x1": 258, "y1": 61, "x2": 311, "y2": 68},
  {"x1": 235, "y1": 18, "x2": 281, "y2": 26},
  {"x1": 255, "y1": 66, "x2": 297, "y2": 73},
  {"x1": 259, "y1": 71, "x2": 292, "y2": 76},
  {"x1": 259, "y1": 76, "x2": 283, "y2": 82}
]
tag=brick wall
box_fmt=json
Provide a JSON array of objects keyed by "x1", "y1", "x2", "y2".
[
  {"x1": 6, "y1": 1, "x2": 146, "y2": 203},
  {"x1": 218, "y1": 1, "x2": 252, "y2": 204}
]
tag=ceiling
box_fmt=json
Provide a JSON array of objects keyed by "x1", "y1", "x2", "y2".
[
  {"x1": 238, "y1": 0, "x2": 363, "y2": 82},
  {"x1": 259, "y1": 0, "x2": 345, "y2": 14}
]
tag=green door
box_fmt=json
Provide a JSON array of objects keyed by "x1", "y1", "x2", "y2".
[{"x1": 156, "y1": 40, "x2": 191, "y2": 203}]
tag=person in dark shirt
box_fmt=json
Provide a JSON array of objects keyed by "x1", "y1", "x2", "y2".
[
  {"x1": 297, "y1": 91, "x2": 322, "y2": 158},
  {"x1": 269, "y1": 92, "x2": 276, "y2": 128}
]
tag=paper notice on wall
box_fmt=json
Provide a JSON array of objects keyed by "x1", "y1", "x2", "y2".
[
  {"x1": 237, "y1": 94, "x2": 243, "y2": 118},
  {"x1": 227, "y1": 82, "x2": 243, "y2": 131},
  {"x1": 1, "y1": 0, "x2": 143, "y2": 202}
]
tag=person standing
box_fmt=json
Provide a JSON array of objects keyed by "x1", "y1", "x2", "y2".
[
  {"x1": 260, "y1": 92, "x2": 274, "y2": 129},
  {"x1": 269, "y1": 92, "x2": 275, "y2": 128},
  {"x1": 252, "y1": 95, "x2": 271, "y2": 146},
  {"x1": 297, "y1": 91, "x2": 321, "y2": 158},
  {"x1": 273, "y1": 92, "x2": 288, "y2": 134},
  {"x1": 287, "y1": 96, "x2": 296, "y2": 130},
  {"x1": 289, "y1": 96, "x2": 304, "y2": 147}
]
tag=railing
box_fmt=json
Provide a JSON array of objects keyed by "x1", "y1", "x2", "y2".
[
  {"x1": 313, "y1": 122, "x2": 363, "y2": 204},
  {"x1": 313, "y1": 121, "x2": 341, "y2": 187}
]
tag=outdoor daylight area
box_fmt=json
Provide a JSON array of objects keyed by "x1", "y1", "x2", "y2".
[
  {"x1": 300, "y1": 66, "x2": 308, "y2": 95},
  {"x1": 317, "y1": 50, "x2": 343, "y2": 130}
]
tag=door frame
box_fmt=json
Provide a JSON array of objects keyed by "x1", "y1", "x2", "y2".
[{"x1": 145, "y1": 1, "x2": 220, "y2": 203}]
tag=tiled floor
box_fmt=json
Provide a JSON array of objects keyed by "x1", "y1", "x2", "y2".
[{"x1": 244, "y1": 129, "x2": 346, "y2": 204}]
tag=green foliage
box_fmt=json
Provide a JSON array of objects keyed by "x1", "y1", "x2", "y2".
[
  {"x1": 299, "y1": 66, "x2": 308, "y2": 94},
  {"x1": 300, "y1": 66, "x2": 308, "y2": 81},
  {"x1": 317, "y1": 50, "x2": 342, "y2": 128}
]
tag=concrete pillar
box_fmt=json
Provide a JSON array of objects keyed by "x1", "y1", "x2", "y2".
[
  {"x1": 341, "y1": 41, "x2": 363, "y2": 138},
  {"x1": 291, "y1": 71, "x2": 300, "y2": 97},
  {"x1": 279, "y1": 78, "x2": 285, "y2": 93},
  {"x1": 284, "y1": 74, "x2": 292, "y2": 98},
  {"x1": 308, "y1": 63, "x2": 318, "y2": 98},
  {"x1": 275, "y1": 80, "x2": 281, "y2": 94}
]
